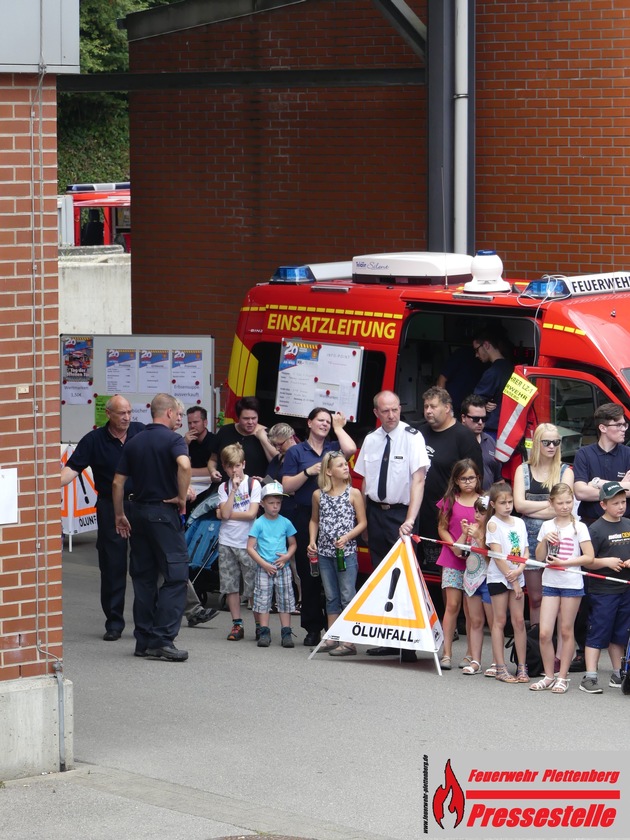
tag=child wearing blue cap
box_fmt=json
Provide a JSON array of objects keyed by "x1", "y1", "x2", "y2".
[{"x1": 247, "y1": 481, "x2": 297, "y2": 648}]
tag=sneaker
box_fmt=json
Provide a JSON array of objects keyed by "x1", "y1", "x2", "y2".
[
  {"x1": 255, "y1": 626, "x2": 261, "y2": 641},
  {"x1": 187, "y1": 607, "x2": 219, "y2": 627},
  {"x1": 227, "y1": 623, "x2": 244, "y2": 641},
  {"x1": 609, "y1": 672, "x2": 622, "y2": 688},
  {"x1": 579, "y1": 676, "x2": 603, "y2": 694},
  {"x1": 281, "y1": 627, "x2": 295, "y2": 648},
  {"x1": 257, "y1": 627, "x2": 271, "y2": 647},
  {"x1": 145, "y1": 645, "x2": 188, "y2": 662}
]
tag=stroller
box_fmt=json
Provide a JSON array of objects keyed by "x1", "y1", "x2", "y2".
[
  {"x1": 185, "y1": 492, "x2": 221, "y2": 605},
  {"x1": 621, "y1": 633, "x2": 630, "y2": 696}
]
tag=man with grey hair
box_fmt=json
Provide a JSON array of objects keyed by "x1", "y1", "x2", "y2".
[
  {"x1": 113, "y1": 393, "x2": 192, "y2": 661},
  {"x1": 61, "y1": 394, "x2": 145, "y2": 642}
]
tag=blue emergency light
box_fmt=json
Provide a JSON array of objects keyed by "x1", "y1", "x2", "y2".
[
  {"x1": 523, "y1": 276, "x2": 571, "y2": 299},
  {"x1": 271, "y1": 265, "x2": 315, "y2": 283}
]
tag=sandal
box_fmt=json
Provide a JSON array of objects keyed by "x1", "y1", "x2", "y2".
[
  {"x1": 459, "y1": 655, "x2": 473, "y2": 669},
  {"x1": 329, "y1": 643, "x2": 356, "y2": 657},
  {"x1": 516, "y1": 664, "x2": 529, "y2": 683},
  {"x1": 484, "y1": 663, "x2": 498, "y2": 678},
  {"x1": 440, "y1": 655, "x2": 452, "y2": 670},
  {"x1": 529, "y1": 675, "x2": 556, "y2": 691},
  {"x1": 551, "y1": 676, "x2": 570, "y2": 694},
  {"x1": 495, "y1": 665, "x2": 519, "y2": 683},
  {"x1": 318, "y1": 641, "x2": 339, "y2": 652},
  {"x1": 462, "y1": 659, "x2": 481, "y2": 675}
]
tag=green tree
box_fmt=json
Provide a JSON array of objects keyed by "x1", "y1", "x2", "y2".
[{"x1": 58, "y1": 0, "x2": 172, "y2": 190}]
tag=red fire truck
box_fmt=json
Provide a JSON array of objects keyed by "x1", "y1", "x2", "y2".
[
  {"x1": 225, "y1": 251, "x2": 630, "y2": 576},
  {"x1": 59, "y1": 182, "x2": 131, "y2": 250}
]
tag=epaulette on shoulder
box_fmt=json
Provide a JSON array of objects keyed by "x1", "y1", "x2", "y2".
[{"x1": 405, "y1": 425, "x2": 418, "y2": 435}]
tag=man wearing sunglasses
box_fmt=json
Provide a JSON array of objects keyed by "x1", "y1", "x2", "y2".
[
  {"x1": 573, "y1": 403, "x2": 630, "y2": 525},
  {"x1": 460, "y1": 394, "x2": 503, "y2": 491}
]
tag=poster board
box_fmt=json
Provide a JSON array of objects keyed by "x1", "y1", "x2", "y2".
[
  {"x1": 60, "y1": 334, "x2": 214, "y2": 443},
  {"x1": 275, "y1": 337, "x2": 363, "y2": 421}
]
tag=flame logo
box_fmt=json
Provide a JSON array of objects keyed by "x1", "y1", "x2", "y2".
[{"x1": 432, "y1": 759, "x2": 465, "y2": 829}]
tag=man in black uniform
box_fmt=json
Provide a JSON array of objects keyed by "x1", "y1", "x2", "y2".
[
  {"x1": 113, "y1": 393, "x2": 191, "y2": 662},
  {"x1": 61, "y1": 395, "x2": 145, "y2": 641}
]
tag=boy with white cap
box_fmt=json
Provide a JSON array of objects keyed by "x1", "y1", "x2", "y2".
[{"x1": 247, "y1": 481, "x2": 297, "y2": 648}]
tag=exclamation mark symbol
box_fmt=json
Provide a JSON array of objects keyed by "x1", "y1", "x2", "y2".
[{"x1": 385, "y1": 568, "x2": 401, "y2": 612}]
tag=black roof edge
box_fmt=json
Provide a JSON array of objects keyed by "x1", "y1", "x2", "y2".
[
  {"x1": 57, "y1": 67, "x2": 425, "y2": 94},
  {"x1": 123, "y1": 0, "x2": 307, "y2": 41}
]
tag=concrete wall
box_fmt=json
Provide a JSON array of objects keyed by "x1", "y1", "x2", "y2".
[
  {"x1": 59, "y1": 248, "x2": 132, "y2": 334},
  {"x1": 0, "y1": 677, "x2": 74, "y2": 780}
]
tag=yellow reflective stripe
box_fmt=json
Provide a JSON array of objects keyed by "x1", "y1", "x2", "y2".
[
  {"x1": 542, "y1": 322, "x2": 586, "y2": 335},
  {"x1": 228, "y1": 334, "x2": 258, "y2": 397},
  {"x1": 243, "y1": 303, "x2": 402, "y2": 320}
]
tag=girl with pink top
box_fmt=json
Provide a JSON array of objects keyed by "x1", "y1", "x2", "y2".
[{"x1": 436, "y1": 458, "x2": 482, "y2": 669}]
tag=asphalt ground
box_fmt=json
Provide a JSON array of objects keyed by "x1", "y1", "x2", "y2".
[{"x1": 1, "y1": 532, "x2": 628, "y2": 840}]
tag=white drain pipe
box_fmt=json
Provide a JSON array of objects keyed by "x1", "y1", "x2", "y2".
[{"x1": 453, "y1": 0, "x2": 469, "y2": 253}]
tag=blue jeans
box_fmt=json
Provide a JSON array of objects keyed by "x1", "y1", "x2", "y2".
[{"x1": 318, "y1": 553, "x2": 358, "y2": 615}]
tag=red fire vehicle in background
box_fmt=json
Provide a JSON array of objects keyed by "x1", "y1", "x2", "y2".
[
  {"x1": 58, "y1": 182, "x2": 131, "y2": 251},
  {"x1": 224, "y1": 251, "x2": 630, "y2": 579}
]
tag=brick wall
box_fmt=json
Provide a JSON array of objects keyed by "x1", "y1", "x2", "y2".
[
  {"x1": 476, "y1": 0, "x2": 630, "y2": 277},
  {"x1": 0, "y1": 74, "x2": 62, "y2": 681},
  {"x1": 129, "y1": 0, "x2": 630, "y2": 388},
  {"x1": 129, "y1": 0, "x2": 427, "y2": 385}
]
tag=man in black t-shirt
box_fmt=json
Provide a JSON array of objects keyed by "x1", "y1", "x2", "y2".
[
  {"x1": 415, "y1": 387, "x2": 483, "y2": 569},
  {"x1": 61, "y1": 395, "x2": 145, "y2": 641},
  {"x1": 208, "y1": 396, "x2": 277, "y2": 484},
  {"x1": 185, "y1": 406, "x2": 216, "y2": 476}
]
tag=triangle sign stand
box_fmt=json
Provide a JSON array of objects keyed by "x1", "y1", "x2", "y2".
[
  {"x1": 61, "y1": 444, "x2": 98, "y2": 551},
  {"x1": 309, "y1": 537, "x2": 445, "y2": 674}
]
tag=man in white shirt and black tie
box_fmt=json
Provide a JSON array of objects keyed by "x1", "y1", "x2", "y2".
[
  {"x1": 354, "y1": 390, "x2": 430, "y2": 657},
  {"x1": 355, "y1": 391, "x2": 429, "y2": 563}
]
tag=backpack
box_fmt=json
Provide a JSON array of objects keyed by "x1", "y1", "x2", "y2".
[
  {"x1": 221, "y1": 476, "x2": 255, "y2": 499},
  {"x1": 505, "y1": 623, "x2": 555, "y2": 677},
  {"x1": 185, "y1": 493, "x2": 221, "y2": 572}
]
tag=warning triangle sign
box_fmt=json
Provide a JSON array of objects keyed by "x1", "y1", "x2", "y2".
[
  {"x1": 310, "y1": 537, "x2": 444, "y2": 669},
  {"x1": 61, "y1": 444, "x2": 98, "y2": 538}
]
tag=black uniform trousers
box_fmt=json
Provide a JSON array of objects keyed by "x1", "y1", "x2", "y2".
[
  {"x1": 288, "y1": 504, "x2": 326, "y2": 635},
  {"x1": 366, "y1": 499, "x2": 407, "y2": 569},
  {"x1": 95, "y1": 497, "x2": 132, "y2": 634},
  {"x1": 128, "y1": 501, "x2": 189, "y2": 650}
]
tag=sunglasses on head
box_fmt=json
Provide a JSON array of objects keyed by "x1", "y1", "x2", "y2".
[{"x1": 541, "y1": 439, "x2": 561, "y2": 447}]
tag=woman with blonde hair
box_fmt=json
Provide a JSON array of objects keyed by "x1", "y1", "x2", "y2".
[
  {"x1": 513, "y1": 423, "x2": 573, "y2": 625},
  {"x1": 308, "y1": 451, "x2": 366, "y2": 655}
]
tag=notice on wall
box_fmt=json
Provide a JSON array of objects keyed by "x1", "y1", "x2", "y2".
[
  {"x1": 275, "y1": 338, "x2": 363, "y2": 421},
  {"x1": 138, "y1": 349, "x2": 170, "y2": 393},
  {"x1": 171, "y1": 349, "x2": 203, "y2": 404},
  {"x1": 0, "y1": 467, "x2": 18, "y2": 525},
  {"x1": 61, "y1": 336, "x2": 94, "y2": 405},
  {"x1": 106, "y1": 348, "x2": 138, "y2": 394}
]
